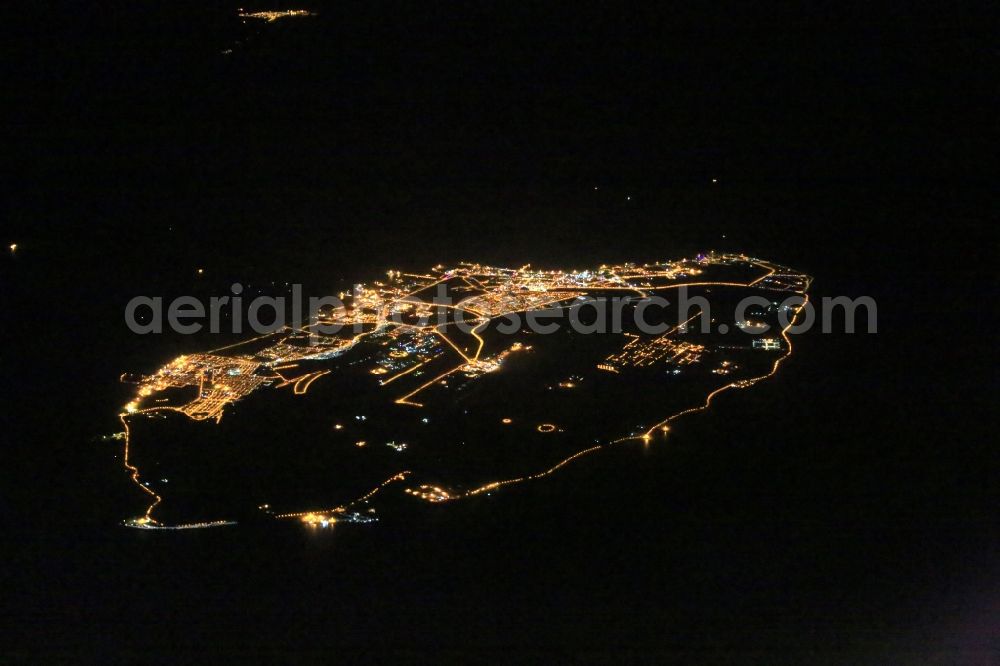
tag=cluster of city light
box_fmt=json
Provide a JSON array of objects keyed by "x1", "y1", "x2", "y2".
[
  {"x1": 599, "y1": 319, "x2": 706, "y2": 372},
  {"x1": 238, "y1": 9, "x2": 316, "y2": 22},
  {"x1": 300, "y1": 512, "x2": 337, "y2": 527},
  {"x1": 404, "y1": 485, "x2": 452, "y2": 502},
  {"x1": 117, "y1": 255, "x2": 811, "y2": 527}
]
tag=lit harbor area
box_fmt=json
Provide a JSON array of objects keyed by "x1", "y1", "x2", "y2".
[{"x1": 124, "y1": 517, "x2": 237, "y2": 530}]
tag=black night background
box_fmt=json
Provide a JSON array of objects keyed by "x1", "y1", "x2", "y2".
[{"x1": 2, "y1": 3, "x2": 995, "y2": 662}]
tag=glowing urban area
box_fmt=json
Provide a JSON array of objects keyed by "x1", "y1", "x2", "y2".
[{"x1": 114, "y1": 253, "x2": 811, "y2": 530}]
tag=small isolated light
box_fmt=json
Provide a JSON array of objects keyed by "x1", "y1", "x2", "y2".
[
  {"x1": 9, "y1": 243, "x2": 17, "y2": 253},
  {"x1": 712, "y1": 178, "x2": 718, "y2": 183},
  {"x1": 197, "y1": 268, "x2": 204, "y2": 275}
]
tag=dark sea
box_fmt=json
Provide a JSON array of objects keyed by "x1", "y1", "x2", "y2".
[{"x1": 3, "y1": 4, "x2": 995, "y2": 662}]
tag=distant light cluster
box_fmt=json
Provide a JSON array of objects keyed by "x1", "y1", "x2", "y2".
[{"x1": 238, "y1": 9, "x2": 316, "y2": 23}]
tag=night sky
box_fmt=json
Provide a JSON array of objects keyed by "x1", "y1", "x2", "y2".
[{"x1": 3, "y1": 3, "x2": 995, "y2": 662}]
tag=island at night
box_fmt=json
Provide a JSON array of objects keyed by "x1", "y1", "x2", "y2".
[{"x1": 116, "y1": 252, "x2": 811, "y2": 529}]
